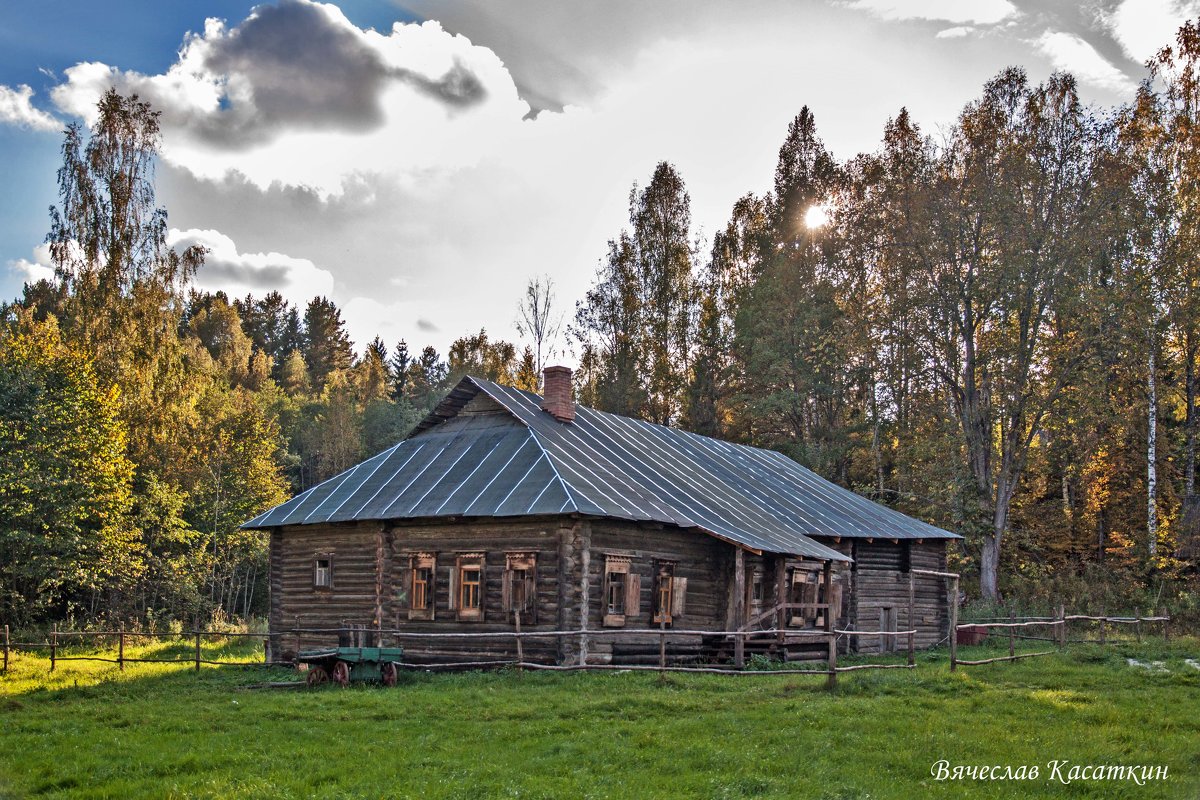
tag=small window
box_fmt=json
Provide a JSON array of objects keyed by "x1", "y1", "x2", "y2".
[
  {"x1": 313, "y1": 555, "x2": 333, "y2": 590},
  {"x1": 503, "y1": 553, "x2": 538, "y2": 624},
  {"x1": 602, "y1": 556, "x2": 639, "y2": 627},
  {"x1": 787, "y1": 567, "x2": 819, "y2": 627},
  {"x1": 449, "y1": 553, "x2": 485, "y2": 621},
  {"x1": 749, "y1": 570, "x2": 765, "y2": 616},
  {"x1": 653, "y1": 561, "x2": 685, "y2": 625},
  {"x1": 408, "y1": 553, "x2": 436, "y2": 620}
]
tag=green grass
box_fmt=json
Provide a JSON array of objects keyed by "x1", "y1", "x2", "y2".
[{"x1": 1, "y1": 637, "x2": 1198, "y2": 799}]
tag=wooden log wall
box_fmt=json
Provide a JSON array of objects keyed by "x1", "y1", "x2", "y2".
[
  {"x1": 815, "y1": 538, "x2": 948, "y2": 654},
  {"x1": 275, "y1": 522, "x2": 381, "y2": 656},
  {"x1": 273, "y1": 518, "x2": 570, "y2": 664},
  {"x1": 584, "y1": 521, "x2": 732, "y2": 664}
]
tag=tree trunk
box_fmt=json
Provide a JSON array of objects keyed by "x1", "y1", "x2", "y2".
[
  {"x1": 1147, "y1": 335, "x2": 1158, "y2": 558},
  {"x1": 980, "y1": 480, "x2": 1012, "y2": 601},
  {"x1": 1186, "y1": 333, "x2": 1195, "y2": 498}
]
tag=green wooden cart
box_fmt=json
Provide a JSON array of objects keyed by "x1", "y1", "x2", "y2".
[{"x1": 298, "y1": 645, "x2": 404, "y2": 687}]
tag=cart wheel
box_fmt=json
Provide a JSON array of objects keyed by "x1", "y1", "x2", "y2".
[
  {"x1": 306, "y1": 666, "x2": 329, "y2": 688},
  {"x1": 381, "y1": 661, "x2": 398, "y2": 687},
  {"x1": 332, "y1": 660, "x2": 351, "y2": 687}
]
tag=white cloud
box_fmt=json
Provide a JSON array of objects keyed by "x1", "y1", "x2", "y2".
[
  {"x1": 169, "y1": 228, "x2": 334, "y2": 307},
  {"x1": 48, "y1": 1, "x2": 528, "y2": 195},
  {"x1": 0, "y1": 84, "x2": 61, "y2": 132},
  {"x1": 936, "y1": 26, "x2": 974, "y2": 39},
  {"x1": 1036, "y1": 31, "x2": 1137, "y2": 93},
  {"x1": 845, "y1": 0, "x2": 1016, "y2": 25},
  {"x1": 6, "y1": 243, "x2": 55, "y2": 284},
  {"x1": 1101, "y1": 0, "x2": 1200, "y2": 65}
]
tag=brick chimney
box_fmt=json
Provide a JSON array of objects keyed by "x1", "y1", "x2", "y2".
[{"x1": 541, "y1": 366, "x2": 575, "y2": 422}]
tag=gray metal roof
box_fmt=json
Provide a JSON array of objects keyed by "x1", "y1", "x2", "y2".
[{"x1": 245, "y1": 376, "x2": 959, "y2": 559}]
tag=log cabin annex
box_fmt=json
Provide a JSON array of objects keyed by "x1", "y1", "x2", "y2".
[{"x1": 244, "y1": 367, "x2": 959, "y2": 666}]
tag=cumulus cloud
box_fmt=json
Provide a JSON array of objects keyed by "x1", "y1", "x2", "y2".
[
  {"x1": 845, "y1": 0, "x2": 1016, "y2": 25},
  {"x1": 1100, "y1": 0, "x2": 1200, "y2": 65},
  {"x1": 0, "y1": 84, "x2": 61, "y2": 132},
  {"x1": 49, "y1": 0, "x2": 518, "y2": 192},
  {"x1": 169, "y1": 228, "x2": 334, "y2": 307},
  {"x1": 1036, "y1": 31, "x2": 1137, "y2": 93},
  {"x1": 6, "y1": 243, "x2": 55, "y2": 284}
]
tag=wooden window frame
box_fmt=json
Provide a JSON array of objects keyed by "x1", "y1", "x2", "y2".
[
  {"x1": 787, "y1": 566, "x2": 819, "y2": 627},
  {"x1": 653, "y1": 561, "x2": 685, "y2": 625},
  {"x1": 602, "y1": 555, "x2": 640, "y2": 628},
  {"x1": 502, "y1": 552, "x2": 538, "y2": 624},
  {"x1": 748, "y1": 569, "x2": 765, "y2": 617},
  {"x1": 449, "y1": 553, "x2": 485, "y2": 622},
  {"x1": 407, "y1": 553, "x2": 436, "y2": 621},
  {"x1": 313, "y1": 553, "x2": 334, "y2": 591}
]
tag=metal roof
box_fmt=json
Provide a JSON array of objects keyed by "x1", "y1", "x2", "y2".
[{"x1": 245, "y1": 376, "x2": 960, "y2": 559}]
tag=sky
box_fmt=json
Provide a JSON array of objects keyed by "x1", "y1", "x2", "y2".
[{"x1": 1, "y1": 0, "x2": 1197, "y2": 358}]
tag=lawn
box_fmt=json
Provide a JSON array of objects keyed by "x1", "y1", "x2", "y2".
[{"x1": 0, "y1": 636, "x2": 1197, "y2": 799}]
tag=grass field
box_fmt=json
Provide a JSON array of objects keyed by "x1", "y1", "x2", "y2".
[{"x1": 0, "y1": 636, "x2": 1197, "y2": 799}]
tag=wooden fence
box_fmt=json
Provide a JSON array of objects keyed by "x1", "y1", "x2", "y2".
[
  {"x1": 0, "y1": 584, "x2": 1173, "y2": 686},
  {"x1": 903, "y1": 569, "x2": 1173, "y2": 671}
]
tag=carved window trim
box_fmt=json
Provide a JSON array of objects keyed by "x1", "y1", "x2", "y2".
[
  {"x1": 653, "y1": 560, "x2": 685, "y2": 625},
  {"x1": 450, "y1": 553, "x2": 485, "y2": 622},
  {"x1": 503, "y1": 552, "x2": 538, "y2": 624},
  {"x1": 602, "y1": 555, "x2": 640, "y2": 628},
  {"x1": 313, "y1": 553, "x2": 334, "y2": 591},
  {"x1": 407, "y1": 552, "x2": 436, "y2": 621}
]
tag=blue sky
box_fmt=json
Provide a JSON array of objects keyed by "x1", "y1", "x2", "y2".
[{"x1": 1, "y1": 0, "x2": 1196, "y2": 354}]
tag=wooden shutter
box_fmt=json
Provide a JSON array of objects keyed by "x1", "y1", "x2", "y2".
[
  {"x1": 427, "y1": 560, "x2": 437, "y2": 621},
  {"x1": 448, "y1": 564, "x2": 458, "y2": 610},
  {"x1": 501, "y1": 567, "x2": 513, "y2": 612},
  {"x1": 672, "y1": 577, "x2": 687, "y2": 618},
  {"x1": 624, "y1": 572, "x2": 641, "y2": 618},
  {"x1": 524, "y1": 565, "x2": 537, "y2": 624},
  {"x1": 477, "y1": 562, "x2": 485, "y2": 622}
]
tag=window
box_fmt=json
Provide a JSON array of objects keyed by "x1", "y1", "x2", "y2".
[
  {"x1": 787, "y1": 567, "x2": 819, "y2": 627},
  {"x1": 653, "y1": 561, "x2": 685, "y2": 625},
  {"x1": 449, "y1": 553, "x2": 485, "y2": 621},
  {"x1": 748, "y1": 569, "x2": 765, "y2": 617},
  {"x1": 408, "y1": 553, "x2": 436, "y2": 620},
  {"x1": 313, "y1": 555, "x2": 333, "y2": 590},
  {"x1": 503, "y1": 552, "x2": 538, "y2": 623},
  {"x1": 602, "y1": 556, "x2": 640, "y2": 627}
]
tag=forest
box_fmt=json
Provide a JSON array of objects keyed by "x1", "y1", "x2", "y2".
[{"x1": 5, "y1": 24, "x2": 1200, "y2": 630}]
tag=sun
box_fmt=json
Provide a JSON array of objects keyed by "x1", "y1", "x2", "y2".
[{"x1": 805, "y1": 204, "x2": 831, "y2": 229}]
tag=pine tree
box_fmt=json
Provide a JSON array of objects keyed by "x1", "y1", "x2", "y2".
[{"x1": 302, "y1": 296, "x2": 354, "y2": 392}]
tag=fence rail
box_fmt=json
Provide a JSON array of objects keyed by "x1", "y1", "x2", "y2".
[{"x1": 0, "y1": 595, "x2": 1173, "y2": 683}]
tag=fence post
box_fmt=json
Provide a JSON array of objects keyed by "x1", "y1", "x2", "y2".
[
  {"x1": 1056, "y1": 605, "x2": 1065, "y2": 649},
  {"x1": 1008, "y1": 609, "x2": 1015, "y2": 658},
  {"x1": 118, "y1": 624, "x2": 125, "y2": 672},
  {"x1": 50, "y1": 624, "x2": 57, "y2": 673},
  {"x1": 659, "y1": 618, "x2": 667, "y2": 675},
  {"x1": 1099, "y1": 605, "x2": 1106, "y2": 645},
  {"x1": 1161, "y1": 607, "x2": 1169, "y2": 642},
  {"x1": 194, "y1": 631, "x2": 201, "y2": 672},
  {"x1": 907, "y1": 572, "x2": 915, "y2": 667},
  {"x1": 1135, "y1": 615, "x2": 1142, "y2": 644},
  {"x1": 514, "y1": 611, "x2": 523, "y2": 670},
  {"x1": 3, "y1": 625, "x2": 8, "y2": 674},
  {"x1": 824, "y1": 560, "x2": 836, "y2": 689},
  {"x1": 949, "y1": 576, "x2": 959, "y2": 672},
  {"x1": 733, "y1": 547, "x2": 745, "y2": 670}
]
